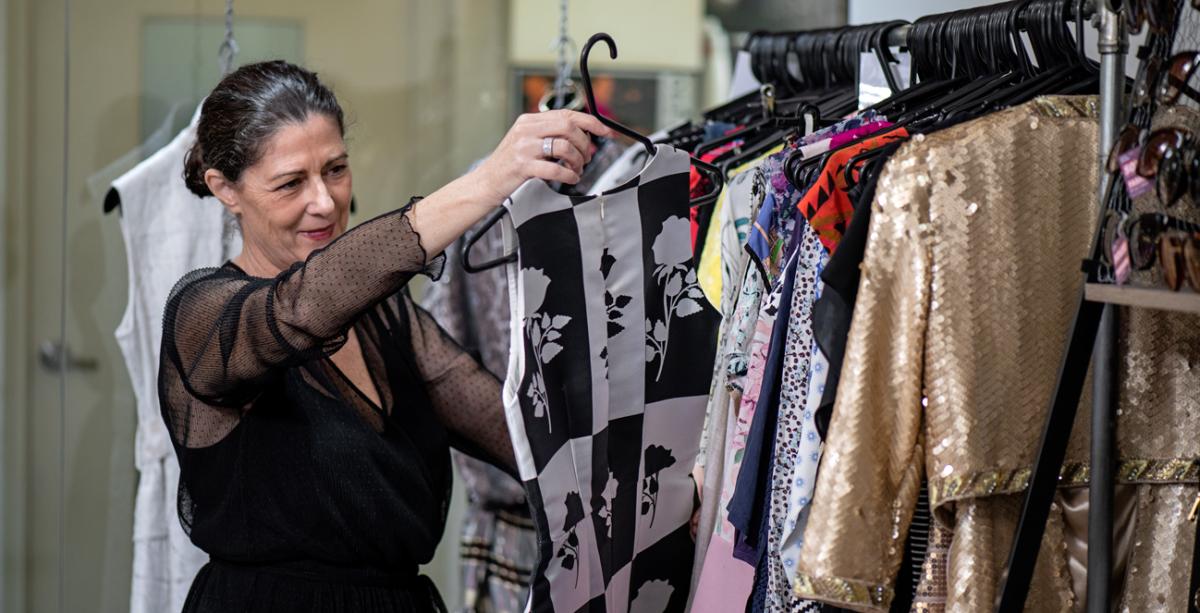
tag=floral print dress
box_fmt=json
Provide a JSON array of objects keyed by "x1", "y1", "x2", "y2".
[{"x1": 501, "y1": 146, "x2": 719, "y2": 613}]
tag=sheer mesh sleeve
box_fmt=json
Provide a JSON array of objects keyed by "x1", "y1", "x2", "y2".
[
  {"x1": 402, "y1": 293, "x2": 517, "y2": 477},
  {"x1": 160, "y1": 200, "x2": 445, "y2": 448}
]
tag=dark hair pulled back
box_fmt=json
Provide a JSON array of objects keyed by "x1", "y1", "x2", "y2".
[{"x1": 183, "y1": 60, "x2": 345, "y2": 197}]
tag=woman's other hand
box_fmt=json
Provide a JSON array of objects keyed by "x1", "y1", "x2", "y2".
[{"x1": 471, "y1": 110, "x2": 616, "y2": 205}]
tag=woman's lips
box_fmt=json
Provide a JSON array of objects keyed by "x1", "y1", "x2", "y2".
[{"x1": 300, "y1": 225, "x2": 334, "y2": 241}]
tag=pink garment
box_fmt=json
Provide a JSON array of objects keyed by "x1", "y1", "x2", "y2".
[
  {"x1": 692, "y1": 265, "x2": 786, "y2": 612},
  {"x1": 691, "y1": 403, "x2": 757, "y2": 613},
  {"x1": 690, "y1": 530, "x2": 757, "y2": 613},
  {"x1": 827, "y1": 120, "x2": 893, "y2": 149}
]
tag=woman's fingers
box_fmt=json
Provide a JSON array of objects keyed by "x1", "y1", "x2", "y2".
[
  {"x1": 541, "y1": 109, "x2": 614, "y2": 142},
  {"x1": 565, "y1": 110, "x2": 615, "y2": 139},
  {"x1": 547, "y1": 138, "x2": 586, "y2": 175},
  {"x1": 555, "y1": 127, "x2": 594, "y2": 165},
  {"x1": 527, "y1": 159, "x2": 581, "y2": 185}
]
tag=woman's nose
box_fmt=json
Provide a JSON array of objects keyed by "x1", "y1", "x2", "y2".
[{"x1": 308, "y1": 180, "x2": 336, "y2": 215}]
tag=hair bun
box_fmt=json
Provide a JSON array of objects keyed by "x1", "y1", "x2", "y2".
[
  {"x1": 181, "y1": 60, "x2": 344, "y2": 199},
  {"x1": 182, "y1": 139, "x2": 213, "y2": 198}
]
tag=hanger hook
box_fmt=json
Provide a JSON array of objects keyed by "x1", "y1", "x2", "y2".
[
  {"x1": 579, "y1": 33, "x2": 655, "y2": 156},
  {"x1": 580, "y1": 33, "x2": 617, "y2": 121}
]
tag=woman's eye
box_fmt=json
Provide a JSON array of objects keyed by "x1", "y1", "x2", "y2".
[
  {"x1": 327, "y1": 164, "x2": 348, "y2": 176},
  {"x1": 278, "y1": 178, "x2": 302, "y2": 191}
]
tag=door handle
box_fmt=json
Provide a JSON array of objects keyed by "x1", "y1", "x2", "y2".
[{"x1": 38, "y1": 340, "x2": 99, "y2": 372}]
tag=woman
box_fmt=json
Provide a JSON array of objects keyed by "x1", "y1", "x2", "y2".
[{"x1": 160, "y1": 60, "x2": 614, "y2": 612}]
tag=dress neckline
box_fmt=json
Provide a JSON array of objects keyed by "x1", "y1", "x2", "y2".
[
  {"x1": 525, "y1": 143, "x2": 669, "y2": 204},
  {"x1": 222, "y1": 259, "x2": 390, "y2": 417}
]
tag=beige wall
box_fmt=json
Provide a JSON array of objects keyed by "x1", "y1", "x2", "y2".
[
  {"x1": 510, "y1": 0, "x2": 704, "y2": 71},
  {"x1": 4, "y1": 1, "x2": 510, "y2": 611}
]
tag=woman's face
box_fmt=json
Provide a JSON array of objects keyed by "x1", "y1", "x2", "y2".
[{"x1": 210, "y1": 113, "x2": 352, "y2": 274}]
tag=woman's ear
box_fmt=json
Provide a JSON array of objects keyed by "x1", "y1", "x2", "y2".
[{"x1": 205, "y1": 168, "x2": 241, "y2": 216}]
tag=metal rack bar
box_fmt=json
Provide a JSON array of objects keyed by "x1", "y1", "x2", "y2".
[{"x1": 1088, "y1": 7, "x2": 1127, "y2": 611}]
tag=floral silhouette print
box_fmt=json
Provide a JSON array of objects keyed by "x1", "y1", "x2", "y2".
[
  {"x1": 522, "y1": 268, "x2": 571, "y2": 432},
  {"x1": 601, "y1": 249, "x2": 633, "y2": 338},
  {"x1": 599, "y1": 249, "x2": 632, "y2": 374},
  {"x1": 594, "y1": 472, "x2": 619, "y2": 539},
  {"x1": 645, "y1": 216, "x2": 705, "y2": 381},
  {"x1": 630, "y1": 579, "x2": 675, "y2": 613},
  {"x1": 641, "y1": 445, "x2": 677, "y2": 525},
  {"x1": 556, "y1": 491, "x2": 586, "y2": 586}
]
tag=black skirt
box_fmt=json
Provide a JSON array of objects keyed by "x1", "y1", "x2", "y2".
[{"x1": 181, "y1": 559, "x2": 447, "y2": 613}]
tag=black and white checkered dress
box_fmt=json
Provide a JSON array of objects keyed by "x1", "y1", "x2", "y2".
[{"x1": 501, "y1": 146, "x2": 719, "y2": 613}]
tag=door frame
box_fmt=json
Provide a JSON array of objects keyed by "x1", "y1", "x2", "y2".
[
  {"x1": 0, "y1": 0, "x2": 9, "y2": 597},
  {"x1": 3, "y1": 0, "x2": 36, "y2": 609}
]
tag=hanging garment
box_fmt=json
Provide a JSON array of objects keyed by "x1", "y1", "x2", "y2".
[
  {"x1": 695, "y1": 145, "x2": 784, "y2": 311},
  {"x1": 793, "y1": 126, "x2": 908, "y2": 254},
  {"x1": 690, "y1": 115, "x2": 888, "y2": 610},
  {"x1": 689, "y1": 260, "x2": 763, "y2": 613},
  {"x1": 693, "y1": 159, "x2": 799, "y2": 613},
  {"x1": 691, "y1": 150, "x2": 779, "y2": 585},
  {"x1": 693, "y1": 149, "x2": 787, "y2": 478},
  {"x1": 810, "y1": 142, "x2": 903, "y2": 439},
  {"x1": 422, "y1": 219, "x2": 537, "y2": 613},
  {"x1": 794, "y1": 97, "x2": 1115, "y2": 612},
  {"x1": 758, "y1": 223, "x2": 827, "y2": 613},
  {"x1": 768, "y1": 133, "x2": 901, "y2": 605},
  {"x1": 112, "y1": 104, "x2": 240, "y2": 613},
  {"x1": 501, "y1": 146, "x2": 718, "y2": 613}
]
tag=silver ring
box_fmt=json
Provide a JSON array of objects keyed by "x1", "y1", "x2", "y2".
[{"x1": 542, "y1": 137, "x2": 555, "y2": 159}]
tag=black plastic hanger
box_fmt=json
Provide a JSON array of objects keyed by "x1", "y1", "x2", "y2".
[
  {"x1": 579, "y1": 32, "x2": 724, "y2": 207},
  {"x1": 461, "y1": 207, "x2": 513, "y2": 273},
  {"x1": 580, "y1": 33, "x2": 655, "y2": 158}
]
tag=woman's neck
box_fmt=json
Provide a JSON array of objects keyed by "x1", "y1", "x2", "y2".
[{"x1": 232, "y1": 243, "x2": 286, "y2": 279}]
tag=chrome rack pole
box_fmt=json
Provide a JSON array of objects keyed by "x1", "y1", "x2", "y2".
[{"x1": 1089, "y1": 3, "x2": 1127, "y2": 612}]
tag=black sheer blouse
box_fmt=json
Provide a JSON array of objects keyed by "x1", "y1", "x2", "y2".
[{"x1": 158, "y1": 201, "x2": 515, "y2": 610}]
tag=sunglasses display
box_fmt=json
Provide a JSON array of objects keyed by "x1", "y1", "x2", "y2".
[
  {"x1": 1154, "y1": 51, "x2": 1200, "y2": 106},
  {"x1": 1102, "y1": 212, "x2": 1200, "y2": 291},
  {"x1": 1132, "y1": 55, "x2": 1163, "y2": 107},
  {"x1": 1106, "y1": 122, "x2": 1200, "y2": 210},
  {"x1": 1106, "y1": 124, "x2": 1142, "y2": 174}
]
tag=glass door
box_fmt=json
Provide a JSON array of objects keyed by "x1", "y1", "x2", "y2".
[{"x1": 2, "y1": 0, "x2": 71, "y2": 611}]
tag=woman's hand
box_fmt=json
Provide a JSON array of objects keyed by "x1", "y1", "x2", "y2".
[
  {"x1": 405, "y1": 110, "x2": 615, "y2": 259},
  {"x1": 470, "y1": 110, "x2": 617, "y2": 206}
]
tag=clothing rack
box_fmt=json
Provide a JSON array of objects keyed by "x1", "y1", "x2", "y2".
[{"x1": 736, "y1": 2, "x2": 1138, "y2": 610}]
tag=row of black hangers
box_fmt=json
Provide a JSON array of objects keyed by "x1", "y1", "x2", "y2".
[
  {"x1": 780, "y1": 0, "x2": 1097, "y2": 193},
  {"x1": 655, "y1": 19, "x2": 924, "y2": 185},
  {"x1": 651, "y1": 24, "x2": 897, "y2": 187},
  {"x1": 884, "y1": 0, "x2": 1093, "y2": 169}
]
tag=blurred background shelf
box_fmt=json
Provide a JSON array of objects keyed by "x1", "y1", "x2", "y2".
[{"x1": 1085, "y1": 283, "x2": 1200, "y2": 315}]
